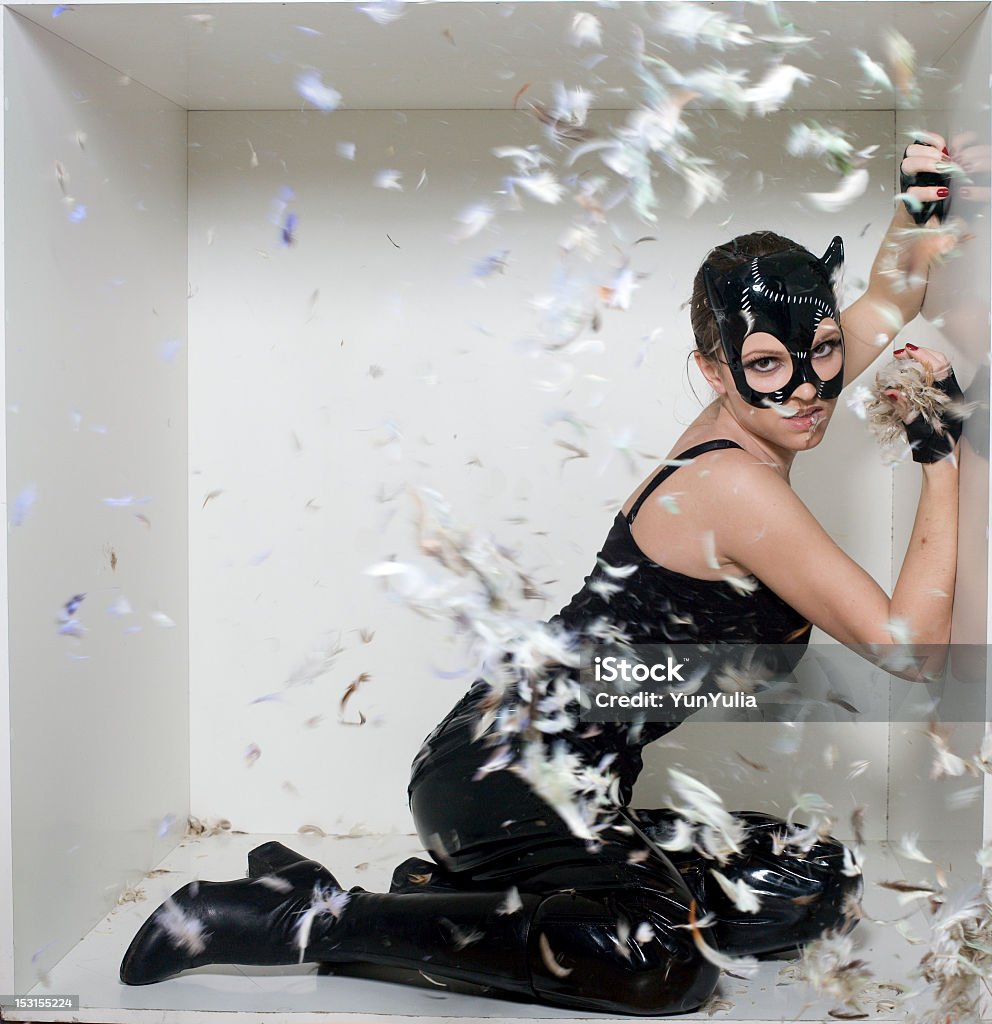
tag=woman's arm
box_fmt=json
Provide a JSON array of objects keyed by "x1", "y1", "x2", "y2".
[
  {"x1": 839, "y1": 133, "x2": 955, "y2": 387},
  {"x1": 890, "y1": 454, "x2": 958, "y2": 647},
  {"x1": 705, "y1": 449, "x2": 958, "y2": 681},
  {"x1": 698, "y1": 336, "x2": 961, "y2": 673}
]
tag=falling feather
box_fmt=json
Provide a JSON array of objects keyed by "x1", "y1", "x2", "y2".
[
  {"x1": 841, "y1": 845, "x2": 863, "y2": 879},
  {"x1": 853, "y1": 49, "x2": 893, "y2": 92},
  {"x1": 508, "y1": 171, "x2": 566, "y2": 205},
  {"x1": 884, "y1": 29, "x2": 919, "y2": 105},
  {"x1": 185, "y1": 13, "x2": 214, "y2": 31},
  {"x1": 709, "y1": 869, "x2": 762, "y2": 913},
  {"x1": 570, "y1": 12, "x2": 602, "y2": 47},
  {"x1": 295, "y1": 71, "x2": 342, "y2": 111},
  {"x1": 895, "y1": 833, "x2": 933, "y2": 864},
  {"x1": 156, "y1": 897, "x2": 208, "y2": 955},
  {"x1": 649, "y1": 814, "x2": 696, "y2": 852},
  {"x1": 294, "y1": 883, "x2": 351, "y2": 963},
  {"x1": 722, "y1": 573, "x2": 759, "y2": 596},
  {"x1": 496, "y1": 887, "x2": 523, "y2": 915},
  {"x1": 440, "y1": 917, "x2": 485, "y2": 950},
  {"x1": 787, "y1": 120, "x2": 861, "y2": 176},
  {"x1": 666, "y1": 768, "x2": 745, "y2": 862},
  {"x1": 538, "y1": 932, "x2": 573, "y2": 977},
  {"x1": 657, "y1": 3, "x2": 753, "y2": 51},
  {"x1": 877, "y1": 879, "x2": 939, "y2": 905},
  {"x1": 358, "y1": 0, "x2": 405, "y2": 25},
  {"x1": 612, "y1": 917, "x2": 633, "y2": 959},
  {"x1": 744, "y1": 64, "x2": 811, "y2": 116},
  {"x1": 57, "y1": 593, "x2": 87, "y2": 638},
  {"x1": 806, "y1": 169, "x2": 870, "y2": 213},
  {"x1": 850, "y1": 807, "x2": 867, "y2": 848},
  {"x1": 255, "y1": 874, "x2": 294, "y2": 894},
  {"x1": 799, "y1": 932, "x2": 874, "y2": 1007},
  {"x1": 10, "y1": 483, "x2": 37, "y2": 526},
  {"x1": 687, "y1": 899, "x2": 759, "y2": 977},
  {"x1": 926, "y1": 721, "x2": 971, "y2": 780},
  {"x1": 845, "y1": 384, "x2": 876, "y2": 421},
  {"x1": 103, "y1": 494, "x2": 152, "y2": 508},
  {"x1": 374, "y1": 169, "x2": 403, "y2": 191}
]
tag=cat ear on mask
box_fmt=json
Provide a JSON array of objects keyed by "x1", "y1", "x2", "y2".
[
  {"x1": 820, "y1": 235, "x2": 845, "y2": 276},
  {"x1": 701, "y1": 261, "x2": 730, "y2": 319}
]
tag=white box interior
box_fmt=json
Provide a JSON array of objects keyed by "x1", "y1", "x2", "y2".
[{"x1": 1, "y1": 2, "x2": 990, "y2": 1020}]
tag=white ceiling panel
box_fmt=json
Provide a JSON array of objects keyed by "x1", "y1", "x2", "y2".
[{"x1": 7, "y1": 1, "x2": 988, "y2": 110}]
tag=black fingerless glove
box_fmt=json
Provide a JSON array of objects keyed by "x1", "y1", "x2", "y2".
[
  {"x1": 900, "y1": 140, "x2": 951, "y2": 225},
  {"x1": 904, "y1": 367, "x2": 965, "y2": 463}
]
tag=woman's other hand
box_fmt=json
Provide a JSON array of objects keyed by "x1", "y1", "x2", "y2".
[
  {"x1": 882, "y1": 343, "x2": 952, "y2": 421},
  {"x1": 884, "y1": 344, "x2": 963, "y2": 463},
  {"x1": 899, "y1": 131, "x2": 953, "y2": 226}
]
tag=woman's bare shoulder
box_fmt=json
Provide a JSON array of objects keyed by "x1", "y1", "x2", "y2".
[{"x1": 620, "y1": 428, "x2": 769, "y2": 519}]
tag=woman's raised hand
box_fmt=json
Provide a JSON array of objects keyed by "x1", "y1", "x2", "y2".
[
  {"x1": 899, "y1": 131, "x2": 952, "y2": 226},
  {"x1": 883, "y1": 344, "x2": 963, "y2": 463}
]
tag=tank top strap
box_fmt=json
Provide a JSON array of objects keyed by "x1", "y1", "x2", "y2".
[{"x1": 625, "y1": 439, "x2": 745, "y2": 525}]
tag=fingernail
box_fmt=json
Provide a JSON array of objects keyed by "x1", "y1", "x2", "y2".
[
  {"x1": 906, "y1": 343, "x2": 918, "y2": 351},
  {"x1": 937, "y1": 187, "x2": 950, "y2": 198},
  {"x1": 894, "y1": 348, "x2": 906, "y2": 355},
  {"x1": 942, "y1": 146, "x2": 949, "y2": 156}
]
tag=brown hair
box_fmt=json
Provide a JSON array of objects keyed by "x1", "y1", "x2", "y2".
[{"x1": 688, "y1": 230, "x2": 807, "y2": 362}]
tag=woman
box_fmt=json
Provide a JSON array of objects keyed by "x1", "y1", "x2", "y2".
[{"x1": 120, "y1": 135, "x2": 964, "y2": 1015}]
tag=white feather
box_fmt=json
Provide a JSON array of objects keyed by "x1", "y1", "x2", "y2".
[
  {"x1": 806, "y1": 169, "x2": 870, "y2": 213},
  {"x1": 709, "y1": 869, "x2": 762, "y2": 913},
  {"x1": 157, "y1": 897, "x2": 208, "y2": 955}
]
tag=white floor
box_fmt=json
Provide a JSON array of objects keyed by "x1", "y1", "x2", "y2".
[{"x1": 6, "y1": 832, "x2": 989, "y2": 1023}]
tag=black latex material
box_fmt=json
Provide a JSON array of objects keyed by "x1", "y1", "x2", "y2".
[
  {"x1": 701, "y1": 238, "x2": 846, "y2": 408},
  {"x1": 120, "y1": 869, "x2": 545, "y2": 999},
  {"x1": 409, "y1": 440, "x2": 812, "y2": 817},
  {"x1": 395, "y1": 796, "x2": 863, "y2": 962},
  {"x1": 900, "y1": 140, "x2": 951, "y2": 225},
  {"x1": 120, "y1": 440, "x2": 859, "y2": 1015},
  {"x1": 904, "y1": 367, "x2": 965, "y2": 463}
]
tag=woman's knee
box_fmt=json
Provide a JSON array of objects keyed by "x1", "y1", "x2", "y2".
[{"x1": 527, "y1": 891, "x2": 719, "y2": 1015}]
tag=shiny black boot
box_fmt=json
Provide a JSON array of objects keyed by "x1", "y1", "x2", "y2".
[
  {"x1": 120, "y1": 867, "x2": 719, "y2": 1014},
  {"x1": 246, "y1": 840, "x2": 340, "y2": 888},
  {"x1": 637, "y1": 809, "x2": 864, "y2": 956}
]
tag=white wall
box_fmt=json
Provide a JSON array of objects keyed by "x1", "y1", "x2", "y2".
[
  {"x1": 889, "y1": 4, "x2": 991, "y2": 847},
  {"x1": 189, "y1": 106, "x2": 898, "y2": 840},
  {"x1": 2, "y1": 12, "x2": 188, "y2": 994}
]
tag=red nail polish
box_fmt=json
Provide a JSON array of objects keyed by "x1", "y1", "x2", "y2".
[
  {"x1": 937, "y1": 187, "x2": 949, "y2": 198},
  {"x1": 894, "y1": 348, "x2": 906, "y2": 355},
  {"x1": 942, "y1": 146, "x2": 949, "y2": 156},
  {"x1": 906, "y1": 343, "x2": 918, "y2": 351}
]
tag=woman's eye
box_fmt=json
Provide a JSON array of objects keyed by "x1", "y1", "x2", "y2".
[
  {"x1": 813, "y1": 338, "x2": 841, "y2": 356},
  {"x1": 743, "y1": 357, "x2": 779, "y2": 372}
]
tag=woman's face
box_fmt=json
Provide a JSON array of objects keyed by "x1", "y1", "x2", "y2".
[{"x1": 706, "y1": 317, "x2": 843, "y2": 448}]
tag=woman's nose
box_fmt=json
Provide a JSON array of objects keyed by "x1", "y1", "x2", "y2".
[{"x1": 791, "y1": 382, "x2": 818, "y2": 402}]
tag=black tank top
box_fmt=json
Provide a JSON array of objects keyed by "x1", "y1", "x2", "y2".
[
  {"x1": 551, "y1": 439, "x2": 812, "y2": 646},
  {"x1": 410, "y1": 439, "x2": 812, "y2": 805}
]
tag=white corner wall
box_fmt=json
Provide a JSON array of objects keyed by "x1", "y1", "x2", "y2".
[
  {"x1": 888, "y1": 3, "x2": 991, "y2": 847},
  {"x1": 188, "y1": 106, "x2": 896, "y2": 841},
  {"x1": 2, "y1": 12, "x2": 188, "y2": 994}
]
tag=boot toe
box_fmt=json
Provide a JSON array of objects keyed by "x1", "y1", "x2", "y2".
[{"x1": 119, "y1": 885, "x2": 209, "y2": 986}]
